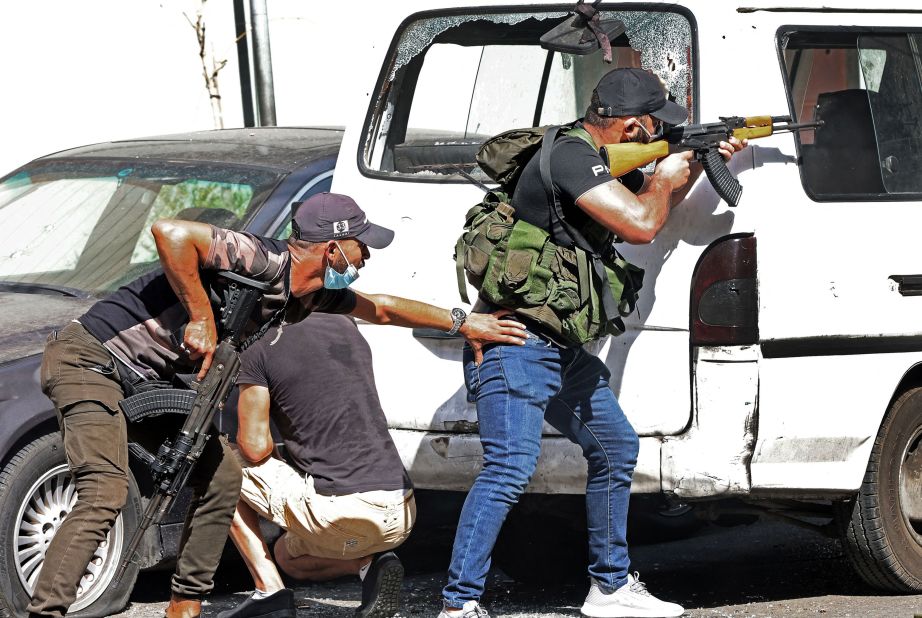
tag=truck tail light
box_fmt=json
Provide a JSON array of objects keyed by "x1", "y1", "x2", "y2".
[{"x1": 690, "y1": 234, "x2": 758, "y2": 346}]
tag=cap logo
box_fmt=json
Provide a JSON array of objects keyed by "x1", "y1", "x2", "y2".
[{"x1": 333, "y1": 219, "x2": 350, "y2": 237}]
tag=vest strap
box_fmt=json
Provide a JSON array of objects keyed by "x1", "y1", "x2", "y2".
[{"x1": 539, "y1": 125, "x2": 622, "y2": 332}]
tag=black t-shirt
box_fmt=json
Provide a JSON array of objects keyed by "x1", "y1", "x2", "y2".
[
  {"x1": 513, "y1": 126, "x2": 645, "y2": 235},
  {"x1": 236, "y1": 313, "x2": 412, "y2": 495}
]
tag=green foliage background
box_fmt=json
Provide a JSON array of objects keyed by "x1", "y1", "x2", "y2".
[{"x1": 131, "y1": 180, "x2": 253, "y2": 263}]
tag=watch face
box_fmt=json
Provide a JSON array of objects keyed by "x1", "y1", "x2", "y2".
[{"x1": 451, "y1": 308, "x2": 466, "y2": 320}]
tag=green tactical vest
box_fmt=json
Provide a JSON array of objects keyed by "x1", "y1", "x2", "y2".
[{"x1": 454, "y1": 124, "x2": 644, "y2": 346}]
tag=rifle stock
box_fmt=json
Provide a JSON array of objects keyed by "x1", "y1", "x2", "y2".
[{"x1": 600, "y1": 141, "x2": 669, "y2": 178}]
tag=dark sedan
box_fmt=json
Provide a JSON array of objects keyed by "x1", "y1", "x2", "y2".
[{"x1": 0, "y1": 127, "x2": 342, "y2": 617}]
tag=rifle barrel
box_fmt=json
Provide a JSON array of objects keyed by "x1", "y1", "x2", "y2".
[
  {"x1": 113, "y1": 491, "x2": 169, "y2": 585},
  {"x1": 775, "y1": 120, "x2": 824, "y2": 132}
]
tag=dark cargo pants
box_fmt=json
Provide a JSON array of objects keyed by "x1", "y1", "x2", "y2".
[{"x1": 28, "y1": 321, "x2": 242, "y2": 618}]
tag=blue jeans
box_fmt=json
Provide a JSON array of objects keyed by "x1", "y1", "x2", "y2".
[{"x1": 442, "y1": 331, "x2": 640, "y2": 607}]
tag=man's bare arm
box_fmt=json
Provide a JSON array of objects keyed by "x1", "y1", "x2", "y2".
[
  {"x1": 576, "y1": 151, "x2": 692, "y2": 244},
  {"x1": 151, "y1": 219, "x2": 217, "y2": 378},
  {"x1": 349, "y1": 292, "x2": 527, "y2": 364},
  {"x1": 236, "y1": 384, "x2": 274, "y2": 464}
]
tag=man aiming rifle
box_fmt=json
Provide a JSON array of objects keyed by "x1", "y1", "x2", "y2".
[
  {"x1": 32, "y1": 192, "x2": 526, "y2": 618},
  {"x1": 441, "y1": 67, "x2": 747, "y2": 618}
]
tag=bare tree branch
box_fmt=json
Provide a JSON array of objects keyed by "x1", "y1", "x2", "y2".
[{"x1": 184, "y1": 0, "x2": 226, "y2": 129}]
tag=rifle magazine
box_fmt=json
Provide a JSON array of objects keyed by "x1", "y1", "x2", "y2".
[
  {"x1": 700, "y1": 148, "x2": 742, "y2": 206},
  {"x1": 119, "y1": 388, "x2": 196, "y2": 422}
]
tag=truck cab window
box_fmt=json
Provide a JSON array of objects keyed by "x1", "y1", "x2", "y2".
[
  {"x1": 781, "y1": 30, "x2": 922, "y2": 199},
  {"x1": 361, "y1": 9, "x2": 694, "y2": 183}
]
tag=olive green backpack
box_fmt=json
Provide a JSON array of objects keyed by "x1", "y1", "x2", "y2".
[{"x1": 454, "y1": 124, "x2": 644, "y2": 346}]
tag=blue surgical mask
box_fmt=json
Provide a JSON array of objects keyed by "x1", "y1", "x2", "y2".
[{"x1": 323, "y1": 241, "x2": 360, "y2": 289}]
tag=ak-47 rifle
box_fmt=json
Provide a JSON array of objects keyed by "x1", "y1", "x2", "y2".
[
  {"x1": 599, "y1": 115, "x2": 823, "y2": 206},
  {"x1": 112, "y1": 271, "x2": 270, "y2": 585}
]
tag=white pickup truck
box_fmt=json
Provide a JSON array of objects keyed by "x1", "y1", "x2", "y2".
[{"x1": 328, "y1": 0, "x2": 922, "y2": 592}]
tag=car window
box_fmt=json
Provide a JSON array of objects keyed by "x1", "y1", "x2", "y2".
[
  {"x1": 361, "y1": 9, "x2": 695, "y2": 183},
  {"x1": 131, "y1": 179, "x2": 254, "y2": 263},
  {"x1": 0, "y1": 176, "x2": 117, "y2": 277},
  {"x1": 781, "y1": 30, "x2": 922, "y2": 199},
  {"x1": 0, "y1": 160, "x2": 282, "y2": 295},
  {"x1": 272, "y1": 171, "x2": 334, "y2": 239}
]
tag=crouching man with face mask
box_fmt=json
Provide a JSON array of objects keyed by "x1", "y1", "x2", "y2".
[{"x1": 218, "y1": 193, "x2": 529, "y2": 618}]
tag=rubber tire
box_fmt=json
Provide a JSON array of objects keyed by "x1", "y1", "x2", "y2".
[
  {"x1": 836, "y1": 386, "x2": 922, "y2": 592},
  {"x1": 0, "y1": 432, "x2": 142, "y2": 617}
]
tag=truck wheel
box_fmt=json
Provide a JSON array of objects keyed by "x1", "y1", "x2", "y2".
[
  {"x1": 0, "y1": 432, "x2": 141, "y2": 617},
  {"x1": 837, "y1": 386, "x2": 922, "y2": 592}
]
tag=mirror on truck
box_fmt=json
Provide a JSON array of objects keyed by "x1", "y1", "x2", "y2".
[{"x1": 539, "y1": 1, "x2": 626, "y2": 56}]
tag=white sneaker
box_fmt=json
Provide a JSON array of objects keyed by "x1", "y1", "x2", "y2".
[
  {"x1": 437, "y1": 600, "x2": 490, "y2": 618},
  {"x1": 580, "y1": 572, "x2": 684, "y2": 618}
]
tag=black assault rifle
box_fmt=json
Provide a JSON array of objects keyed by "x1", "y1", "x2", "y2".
[
  {"x1": 599, "y1": 115, "x2": 823, "y2": 207},
  {"x1": 112, "y1": 271, "x2": 270, "y2": 585}
]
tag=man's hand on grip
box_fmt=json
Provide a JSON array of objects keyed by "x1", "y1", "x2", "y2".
[
  {"x1": 718, "y1": 136, "x2": 748, "y2": 162},
  {"x1": 183, "y1": 317, "x2": 217, "y2": 379}
]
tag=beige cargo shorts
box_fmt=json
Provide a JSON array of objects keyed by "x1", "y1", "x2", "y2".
[{"x1": 238, "y1": 454, "x2": 415, "y2": 560}]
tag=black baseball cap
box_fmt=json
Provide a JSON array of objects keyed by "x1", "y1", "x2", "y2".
[
  {"x1": 593, "y1": 68, "x2": 688, "y2": 125},
  {"x1": 291, "y1": 192, "x2": 394, "y2": 249}
]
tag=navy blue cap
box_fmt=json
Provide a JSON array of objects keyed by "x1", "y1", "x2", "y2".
[
  {"x1": 291, "y1": 192, "x2": 394, "y2": 249},
  {"x1": 594, "y1": 68, "x2": 688, "y2": 125}
]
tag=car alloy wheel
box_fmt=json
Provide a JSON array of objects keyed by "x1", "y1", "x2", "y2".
[{"x1": 14, "y1": 463, "x2": 124, "y2": 612}]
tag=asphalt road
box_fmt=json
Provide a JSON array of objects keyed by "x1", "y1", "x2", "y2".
[{"x1": 113, "y1": 518, "x2": 922, "y2": 618}]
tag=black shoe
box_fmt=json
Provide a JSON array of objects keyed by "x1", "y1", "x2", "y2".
[
  {"x1": 355, "y1": 552, "x2": 404, "y2": 618},
  {"x1": 216, "y1": 588, "x2": 296, "y2": 618}
]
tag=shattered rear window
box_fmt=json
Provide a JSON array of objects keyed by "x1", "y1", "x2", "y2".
[{"x1": 360, "y1": 7, "x2": 695, "y2": 183}]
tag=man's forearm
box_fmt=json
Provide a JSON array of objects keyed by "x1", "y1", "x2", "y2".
[
  {"x1": 576, "y1": 173, "x2": 676, "y2": 245},
  {"x1": 350, "y1": 292, "x2": 528, "y2": 364},
  {"x1": 634, "y1": 175, "x2": 674, "y2": 240},
  {"x1": 355, "y1": 293, "x2": 452, "y2": 330},
  {"x1": 671, "y1": 163, "x2": 707, "y2": 204}
]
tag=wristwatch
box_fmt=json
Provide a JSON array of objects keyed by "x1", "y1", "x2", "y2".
[{"x1": 447, "y1": 307, "x2": 467, "y2": 336}]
